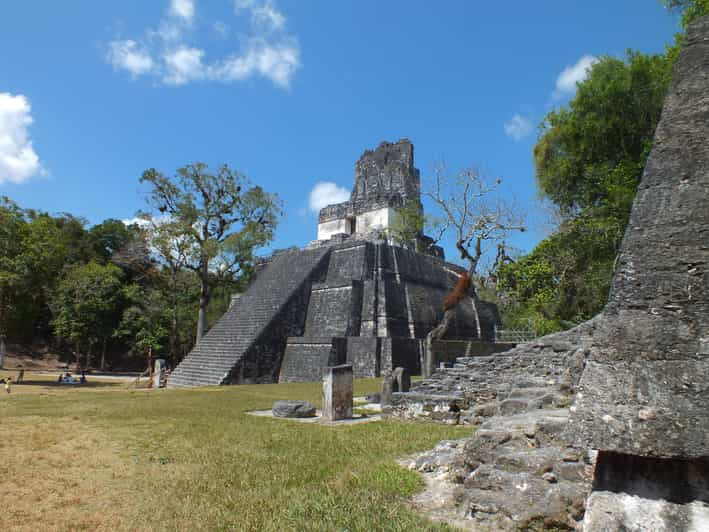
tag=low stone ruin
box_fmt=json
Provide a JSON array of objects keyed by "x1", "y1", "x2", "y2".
[{"x1": 392, "y1": 14, "x2": 709, "y2": 531}]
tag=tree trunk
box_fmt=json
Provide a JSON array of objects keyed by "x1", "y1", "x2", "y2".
[
  {"x1": 100, "y1": 338, "x2": 107, "y2": 371},
  {"x1": 196, "y1": 261, "x2": 210, "y2": 342},
  {"x1": 423, "y1": 308, "x2": 456, "y2": 378},
  {"x1": 0, "y1": 334, "x2": 6, "y2": 370},
  {"x1": 423, "y1": 253, "x2": 479, "y2": 378},
  {"x1": 170, "y1": 270, "x2": 178, "y2": 361}
]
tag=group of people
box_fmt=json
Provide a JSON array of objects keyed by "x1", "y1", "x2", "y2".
[
  {"x1": 57, "y1": 371, "x2": 87, "y2": 385},
  {"x1": 2, "y1": 369, "x2": 89, "y2": 394}
]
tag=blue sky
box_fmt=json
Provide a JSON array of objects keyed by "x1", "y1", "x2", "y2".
[{"x1": 0, "y1": 1, "x2": 680, "y2": 266}]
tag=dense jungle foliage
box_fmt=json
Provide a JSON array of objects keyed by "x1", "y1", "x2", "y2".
[{"x1": 494, "y1": 1, "x2": 709, "y2": 335}]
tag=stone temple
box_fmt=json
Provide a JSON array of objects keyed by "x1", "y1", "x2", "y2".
[{"x1": 168, "y1": 139, "x2": 502, "y2": 388}]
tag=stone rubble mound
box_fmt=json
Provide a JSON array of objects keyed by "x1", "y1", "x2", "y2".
[
  {"x1": 396, "y1": 329, "x2": 593, "y2": 530},
  {"x1": 395, "y1": 14, "x2": 709, "y2": 531}
]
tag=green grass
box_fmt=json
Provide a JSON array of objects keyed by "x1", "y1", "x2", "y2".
[{"x1": 0, "y1": 377, "x2": 469, "y2": 531}]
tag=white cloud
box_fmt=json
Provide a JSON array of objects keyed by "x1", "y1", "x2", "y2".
[
  {"x1": 234, "y1": 0, "x2": 286, "y2": 31},
  {"x1": 554, "y1": 54, "x2": 598, "y2": 98},
  {"x1": 107, "y1": 40, "x2": 155, "y2": 76},
  {"x1": 122, "y1": 217, "x2": 150, "y2": 228},
  {"x1": 308, "y1": 181, "x2": 350, "y2": 212},
  {"x1": 504, "y1": 114, "x2": 533, "y2": 141},
  {"x1": 253, "y1": 3, "x2": 285, "y2": 31},
  {"x1": 170, "y1": 0, "x2": 195, "y2": 22},
  {"x1": 164, "y1": 46, "x2": 206, "y2": 85},
  {"x1": 0, "y1": 93, "x2": 45, "y2": 185},
  {"x1": 215, "y1": 38, "x2": 300, "y2": 88},
  {"x1": 105, "y1": 0, "x2": 301, "y2": 89}
]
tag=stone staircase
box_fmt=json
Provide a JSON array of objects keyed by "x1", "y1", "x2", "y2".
[
  {"x1": 388, "y1": 328, "x2": 590, "y2": 423},
  {"x1": 167, "y1": 247, "x2": 331, "y2": 388},
  {"x1": 391, "y1": 328, "x2": 595, "y2": 529}
]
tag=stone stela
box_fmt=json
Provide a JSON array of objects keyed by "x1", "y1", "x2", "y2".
[{"x1": 322, "y1": 364, "x2": 353, "y2": 421}]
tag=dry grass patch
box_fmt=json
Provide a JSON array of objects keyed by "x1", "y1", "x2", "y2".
[{"x1": 2, "y1": 379, "x2": 469, "y2": 531}]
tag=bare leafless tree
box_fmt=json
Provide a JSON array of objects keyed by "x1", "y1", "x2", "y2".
[{"x1": 422, "y1": 165, "x2": 525, "y2": 374}]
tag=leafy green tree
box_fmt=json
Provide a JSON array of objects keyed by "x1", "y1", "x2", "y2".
[
  {"x1": 50, "y1": 262, "x2": 124, "y2": 369},
  {"x1": 663, "y1": 0, "x2": 709, "y2": 28},
  {"x1": 534, "y1": 51, "x2": 675, "y2": 216},
  {"x1": 147, "y1": 219, "x2": 198, "y2": 360},
  {"x1": 0, "y1": 197, "x2": 29, "y2": 340},
  {"x1": 389, "y1": 200, "x2": 424, "y2": 248},
  {"x1": 113, "y1": 284, "x2": 169, "y2": 368},
  {"x1": 497, "y1": 48, "x2": 677, "y2": 335},
  {"x1": 140, "y1": 163, "x2": 282, "y2": 341},
  {"x1": 89, "y1": 218, "x2": 135, "y2": 263}
]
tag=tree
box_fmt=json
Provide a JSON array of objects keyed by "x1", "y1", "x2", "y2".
[
  {"x1": 89, "y1": 218, "x2": 135, "y2": 263},
  {"x1": 425, "y1": 166, "x2": 524, "y2": 277},
  {"x1": 389, "y1": 200, "x2": 425, "y2": 249},
  {"x1": 535, "y1": 52, "x2": 674, "y2": 216},
  {"x1": 146, "y1": 218, "x2": 196, "y2": 361},
  {"x1": 663, "y1": 0, "x2": 709, "y2": 28},
  {"x1": 0, "y1": 197, "x2": 29, "y2": 341},
  {"x1": 140, "y1": 163, "x2": 282, "y2": 341},
  {"x1": 50, "y1": 262, "x2": 124, "y2": 369},
  {"x1": 113, "y1": 284, "x2": 169, "y2": 369},
  {"x1": 421, "y1": 166, "x2": 524, "y2": 373},
  {"x1": 496, "y1": 49, "x2": 678, "y2": 335}
]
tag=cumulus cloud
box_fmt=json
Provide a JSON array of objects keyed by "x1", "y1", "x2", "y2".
[
  {"x1": 0, "y1": 93, "x2": 45, "y2": 185},
  {"x1": 215, "y1": 38, "x2": 300, "y2": 88},
  {"x1": 106, "y1": 0, "x2": 300, "y2": 89},
  {"x1": 164, "y1": 46, "x2": 206, "y2": 85},
  {"x1": 308, "y1": 182, "x2": 350, "y2": 212},
  {"x1": 107, "y1": 40, "x2": 155, "y2": 76},
  {"x1": 553, "y1": 54, "x2": 598, "y2": 98},
  {"x1": 504, "y1": 114, "x2": 533, "y2": 141},
  {"x1": 169, "y1": 0, "x2": 195, "y2": 22}
]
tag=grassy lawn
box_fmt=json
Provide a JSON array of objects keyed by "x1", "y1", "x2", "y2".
[{"x1": 0, "y1": 375, "x2": 469, "y2": 531}]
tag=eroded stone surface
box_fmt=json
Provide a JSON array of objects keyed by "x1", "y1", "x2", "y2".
[
  {"x1": 322, "y1": 364, "x2": 353, "y2": 421},
  {"x1": 272, "y1": 400, "x2": 317, "y2": 418},
  {"x1": 566, "y1": 14, "x2": 709, "y2": 460}
]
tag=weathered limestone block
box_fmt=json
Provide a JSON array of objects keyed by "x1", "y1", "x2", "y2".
[
  {"x1": 322, "y1": 364, "x2": 353, "y2": 421},
  {"x1": 567, "y1": 13, "x2": 709, "y2": 460},
  {"x1": 272, "y1": 400, "x2": 317, "y2": 418},
  {"x1": 380, "y1": 372, "x2": 394, "y2": 406},
  {"x1": 392, "y1": 366, "x2": 410, "y2": 392},
  {"x1": 153, "y1": 358, "x2": 166, "y2": 388}
]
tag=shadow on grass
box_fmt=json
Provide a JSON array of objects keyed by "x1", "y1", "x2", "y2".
[{"x1": 17, "y1": 380, "x2": 121, "y2": 389}]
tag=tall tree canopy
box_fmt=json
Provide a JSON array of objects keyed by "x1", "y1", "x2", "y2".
[
  {"x1": 140, "y1": 162, "x2": 282, "y2": 341},
  {"x1": 496, "y1": 47, "x2": 678, "y2": 335}
]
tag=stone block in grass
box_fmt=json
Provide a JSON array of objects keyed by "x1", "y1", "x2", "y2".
[{"x1": 272, "y1": 400, "x2": 317, "y2": 418}]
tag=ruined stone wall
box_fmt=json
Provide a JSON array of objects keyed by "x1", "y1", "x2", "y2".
[
  {"x1": 279, "y1": 240, "x2": 500, "y2": 382},
  {"x1": 318, "y1": 139, "x2": 420, "y2": 224}
]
